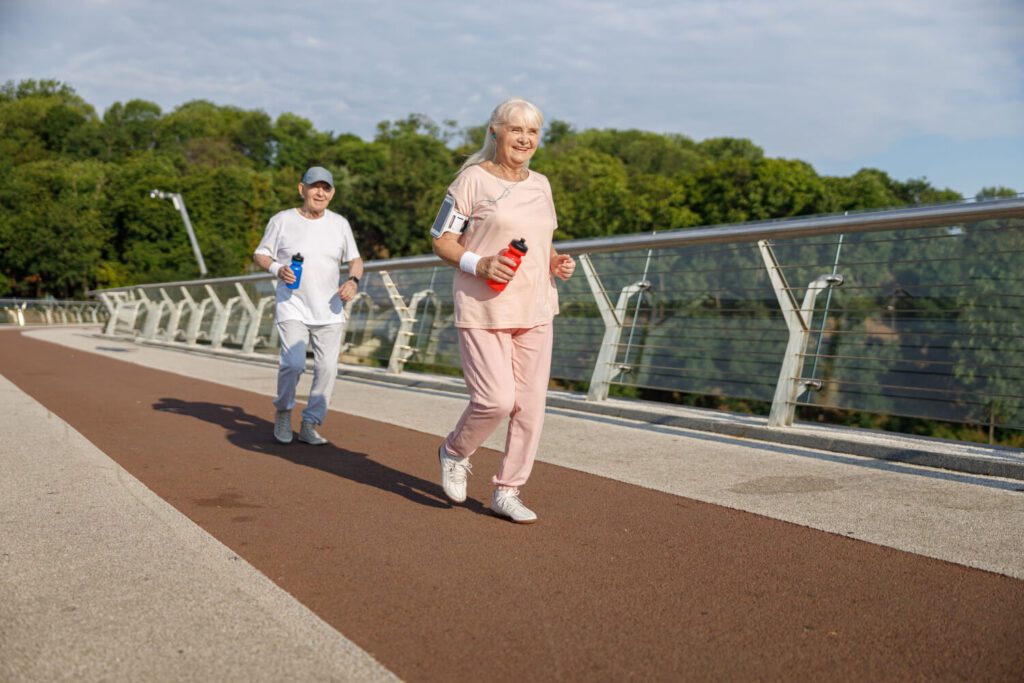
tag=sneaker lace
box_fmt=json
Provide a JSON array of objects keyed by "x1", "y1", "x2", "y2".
[
  {"x1": 448, "y1": 458, "x2": 472, "y2": 485},
  {"x1": 500, "y1": 488, "x2": 527, "y2": 512}
]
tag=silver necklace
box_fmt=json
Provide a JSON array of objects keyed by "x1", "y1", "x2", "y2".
[{"x1": 484, "y1": 168, "x2": 528, "y2": 205}]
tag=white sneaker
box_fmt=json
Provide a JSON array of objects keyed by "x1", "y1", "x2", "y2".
[
  {"x1": 298, "y1": 421, "x2": 328, "y2": 445},
  {"x1": 490, "y1": 488, "x2": 537, "y2": 524},
  {"x1": 274, "y1": 409, "x2": 293, "y2": 444},
  {"x1": 438, "y1": 443, "x2": 471, "y2": 503}
]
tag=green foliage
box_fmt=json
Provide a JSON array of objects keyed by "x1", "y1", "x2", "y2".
[
  {"x1": 537, "y1": 146, "x2": 631, "y2": 237},
  {"x1": 0, "y1": 78, "x2": 986, "y2": 300},
  {"x1": 0, "y1": 158, "x2": 112, "y2": 296},
  {"x1": 976, "y1": 186, "x2": 1018, "y2": 201},
  {"x1": 338, "y1": 115, "x2": 460, "y2": 258},
  {"x1": 686, "y1": 157, "x2": 832, "y2": 224},
  {"x1": 0, "y1": 79, "x2": 98, "y2": 164}
]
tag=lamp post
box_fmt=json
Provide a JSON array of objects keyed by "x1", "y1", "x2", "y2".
[{"x1": 150, "y1": 190, "x2": 208, "y2": 277}]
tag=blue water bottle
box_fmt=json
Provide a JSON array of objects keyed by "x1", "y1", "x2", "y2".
[{"x1": 286, "y1": 253, "x2": 304, "y2": 290}]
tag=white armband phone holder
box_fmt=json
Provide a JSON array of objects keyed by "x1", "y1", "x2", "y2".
[{"x1": 430, "y1": 194, "x2": 470, "y2": 238}]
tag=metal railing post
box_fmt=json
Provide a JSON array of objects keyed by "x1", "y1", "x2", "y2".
[
  {"x1": 267, "y1": 299, "x2": 281, "y2": 349},
  {"x1": 205, "y1": 285, "x2": 230, "y2": 349},
  {"x1": 245, "y1": 295, "x2": 276, "y2": 352},
  {"x1": 122, "y1": 292, "x2": 144, "y2": 336},
  {"x1": 339, "y1": 292, "x2": 375, "y2": 356},
  {"x1": 233, "y1": 283, "x2": 261, "y2": 353},
  {"x1": 580, "y1": 254, "x2": 651, "y2": 401},
  {"x1": 380, "y1": 271, "x2": 422, "y2": 374},
  {"x1": 758, "y1": 239, "x2": 843, "y2": 427},
  {"x1": 138, "y1": 288, "x2": 165, "y2": 340},
  {"x1": 159, "y1": 288, "x2": 184, "y2": 341},
  {"x1": 175, "y1": 287, "x2": 198, "y2": 343},
  {"x1": 99, "y1": 293, "x2": 120, "y2": 335},
  {"x1": 417, "y1": 292, "x2": 444, "y2": 364},
  {"x1": 185, "y1": 291, "x2": 213, "y2": 345}
]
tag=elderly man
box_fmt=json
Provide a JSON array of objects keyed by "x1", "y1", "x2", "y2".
[{"x1": 253, "y1": 166, "x2": 364, "y2": 445}]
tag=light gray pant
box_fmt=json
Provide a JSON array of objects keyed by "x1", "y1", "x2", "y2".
[{"x1": 273, "y1": 320, "x2": 345, "y2": 426}]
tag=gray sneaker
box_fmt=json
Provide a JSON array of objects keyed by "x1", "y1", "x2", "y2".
[
  {"x1": 490, "y1": 488, "x2": 537, "y2": 524},
  {"x1": 298, "y1": 421, "x2": 328, "y2": 445},
  {"x1": 274, "y1": 409, "x2": 293, "y2": 444},
  {"x1": 438, "y1": 443, "x2": 471, "y2": 503}
]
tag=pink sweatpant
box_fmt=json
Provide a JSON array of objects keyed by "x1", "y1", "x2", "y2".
[{"x1": 444, "y1": 323, "x2": 554, "y2": 488}]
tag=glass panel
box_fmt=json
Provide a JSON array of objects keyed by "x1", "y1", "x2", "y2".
[
  {"x1": 788, "y1": 218, "x2": 1024, "y2": 430},
  {"x1": 88, "y1": 204, "x2": 1024, "y2": 438},
  {"x1": 586, "y1": 243, "x2": 785, "y2": 402}
]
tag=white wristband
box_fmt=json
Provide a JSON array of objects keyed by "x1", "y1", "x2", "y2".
[
  {"x1": 459, "y1": 251, "x2": 481, "y2": 276},
  {"x1": 268, "y1": 262, "x2": 283, "y2": 277}
]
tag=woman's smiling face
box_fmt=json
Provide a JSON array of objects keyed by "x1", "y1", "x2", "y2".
[{"x1": 493, "y1": 111, "x2": 540, "y2": 168}]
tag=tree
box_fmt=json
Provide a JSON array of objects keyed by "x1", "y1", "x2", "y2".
[
  {"x1": 976, "y1": 186, "x2": 1018, "y2": 201},
  {"x1": 338, "y1": 115, "x2": 459, "y2": 257},
  {"x1": 0, "y1": 79, "x2": 97, "y2": 164},
  {"x1": 99, "y1": 99, "x2": 162, "y2": 159},
  {"x1": 272, "y1": 112, "x2": 333, "y2": 170},
  {"x1": 0, "y1": 77, "x2": 969, "y2": 301},
  {"x1": 0, "y1": 159, "x2": 112, "y2": 297},
  {"x1": 536, "y1": 146, "x2": 631, "y2": 238},
  {"x1": 686, "y1": 157, "x2": 829, "y2": 225},
  {"x1": 542, "y1": 119, "x2": 575, "y2": 147}
]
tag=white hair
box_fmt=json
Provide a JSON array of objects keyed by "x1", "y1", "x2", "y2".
[{"x1": 459, "y1": 97, "x2": 545, "y2": 173}]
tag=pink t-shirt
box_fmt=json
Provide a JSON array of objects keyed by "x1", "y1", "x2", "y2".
[{"x1": 448, "y1": 165, "x2": 560, "y2": 329}]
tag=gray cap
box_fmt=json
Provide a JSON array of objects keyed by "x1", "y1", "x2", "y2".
[{"x1": 301, "y1": 166, "x2": 334, "y2": 188}]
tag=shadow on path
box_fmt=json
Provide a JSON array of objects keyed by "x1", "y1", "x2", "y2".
[{"x1": 152, "y1": 397, "x2": 490, "y2": 514}]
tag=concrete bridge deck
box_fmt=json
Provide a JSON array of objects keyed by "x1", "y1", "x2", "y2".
[{"x1": 1, "y1": 326, "x2": 1022, "y2": 681}]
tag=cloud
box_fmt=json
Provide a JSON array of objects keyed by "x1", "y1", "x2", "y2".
[{"x1": 1, "y1": 0, "x2": 1021, "y2": 192}]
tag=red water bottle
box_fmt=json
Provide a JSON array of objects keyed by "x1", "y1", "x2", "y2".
[{"x1": 488, "y1": 238, "x2": 528, "y2": 292}]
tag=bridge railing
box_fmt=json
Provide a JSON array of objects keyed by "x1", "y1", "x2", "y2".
[
  {"x1": 91, "y1": 197, "x2": 1024, "y2": 438},
  {"x1": 0, "y1": 298, "x2": 108, "y2": 327}
]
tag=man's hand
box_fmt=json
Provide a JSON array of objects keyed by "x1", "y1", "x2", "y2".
[
  {"x1": 338, "y1": 278, "x2": 359, "y2": 302},
  {"x1": 478, "y1": 252, "x2": 518, "y2": 284},
  {"x1": 277, "y1": 266, "x2": 296, "y2": 285},
  {"x1": 551, "y1": 253, "x2": 575, "y2": 281}
]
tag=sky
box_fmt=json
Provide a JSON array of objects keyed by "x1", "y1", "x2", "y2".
[{"x1": 1, "y1": 0, "x2": 1022, "y2": 198}]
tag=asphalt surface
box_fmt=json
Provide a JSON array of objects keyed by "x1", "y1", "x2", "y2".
[{"x1": 1, "y1": 328, "x2": 1022, "y2": 681}]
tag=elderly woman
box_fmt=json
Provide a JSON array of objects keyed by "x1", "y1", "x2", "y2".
[{"x1": 431, "y1": 97, "x2": 575, "y2": 523}]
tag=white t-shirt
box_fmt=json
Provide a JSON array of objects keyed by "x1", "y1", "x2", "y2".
[{"x1": 254, "y1": 208, "x2": 360, "y2": 325}]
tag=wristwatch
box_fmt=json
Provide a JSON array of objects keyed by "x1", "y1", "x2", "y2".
[{"x1": 346, "y1": 276, "x2": 360, "y2": 285}]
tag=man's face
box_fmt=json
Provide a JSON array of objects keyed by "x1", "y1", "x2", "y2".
[{"x1": 299, "y1": 181, "x2": 335, "y2": 213}]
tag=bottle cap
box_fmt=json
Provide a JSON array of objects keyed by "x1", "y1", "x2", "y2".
[
  {"x1": 292, "y1": 253, "x2": 304, "y2": 262},
  {"x1": 510, "y1": 238, "x2": 528, "y2": 253}
]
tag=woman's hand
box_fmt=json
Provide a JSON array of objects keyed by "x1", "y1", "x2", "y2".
[
  {"x1": 551, "y1": 253, "x2": 575, "y2": 281},
  {"x1": 478, "y1": 252, "x2": 518, "y2": 284}
]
